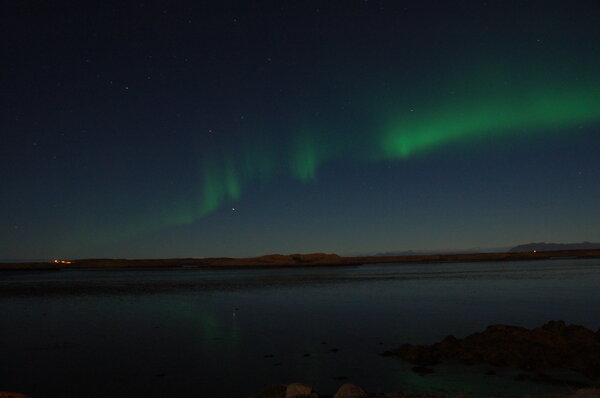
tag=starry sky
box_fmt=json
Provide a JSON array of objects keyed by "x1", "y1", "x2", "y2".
[{"x1": 2, "y1": 1, "x2": 600, "y2": 259}]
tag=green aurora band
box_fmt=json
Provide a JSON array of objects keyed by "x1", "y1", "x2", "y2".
[
  {"x1": 381, "y1": 84, "x2": 600, "y2": 159},
  {"x1": 183, "y1": 77, "x2": 600, "y2": 224},
  {"x1": 74, "y1": 71, "x2": 600, "y2": 248}
]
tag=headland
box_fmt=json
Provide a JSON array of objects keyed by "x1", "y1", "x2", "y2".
[{"x1": 2, "y1": 249, "x2": 600, "y2": 270}]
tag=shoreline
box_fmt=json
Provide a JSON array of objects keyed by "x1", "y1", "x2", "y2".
[
  {"x1": 1, "y1": 249, "x2": 600, "y2": 270},
  {"x1": 250, "y1": 383, "x2": 600, "y2": 398}
]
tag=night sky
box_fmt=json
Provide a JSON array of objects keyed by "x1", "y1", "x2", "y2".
[{"x1": 2, "y1": 1, "x2": 600, "y2": 259}]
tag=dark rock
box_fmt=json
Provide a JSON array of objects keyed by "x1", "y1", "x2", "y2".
[
  {"x1": 285, "y1": 383, "x2": 318, "y2": 398},
  {"x1": 251, "y1": 385, "x2": 600, "y2": 398},
  {"x1": 383, "y1": 321, "x2": 600, "y2": 379},
  {"x1": 332, "y1": 383, "x2": 368, "y2": 398},
  {"x1": 566, "y1": 389, "x2": 600, "y2": 398}
]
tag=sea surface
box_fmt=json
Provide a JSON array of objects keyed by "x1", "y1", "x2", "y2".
[{"x1": 1, "y1": 258, "x2": 599, "y2": 398}]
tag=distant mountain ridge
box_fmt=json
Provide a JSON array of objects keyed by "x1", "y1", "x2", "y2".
[
  {"x1": 374, "y1": 247, "x2": 509, "y2": 256},
  {"x1": 3, "y1": 250, "x2": 600, "y2": 270},
  {"x1": 509, "y1": 242, "x2": 600, "y2": 252}
]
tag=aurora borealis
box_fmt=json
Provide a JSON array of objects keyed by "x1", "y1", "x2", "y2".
[
  {"x1": 2, "y1": 1, "x2": 600, "y2": 258},
  {"x1": 189, "y1": 72, "x2": 600, "y2": 222}
]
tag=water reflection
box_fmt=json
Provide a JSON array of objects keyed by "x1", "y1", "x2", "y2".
[{"x1": 0, "y1": 259, "x2": 599, "y2": 397}]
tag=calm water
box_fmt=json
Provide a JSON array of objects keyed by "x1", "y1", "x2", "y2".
[{"x1": 1, "y1": 259, "x2": 599, "y2": 397}]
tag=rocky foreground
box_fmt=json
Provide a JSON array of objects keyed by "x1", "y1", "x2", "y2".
[
  {"x1": 250, "y1": 383, "x2": 600, "y2": 398},
  {"x1": 4, "y1": 320, "x2": 600, "y2": 398},
  {"x1": 0, "y1": 394, "x2": 31, "y2": 398},
  {"x1": 253, "y1": 321, "x2": 600, "y2": 398},
  {"x1": 382, "y1": 321, "x2": 600, "y2": 379},
  {"x1": 3, "y1": 387, "x2": 598, "y2": 398}
]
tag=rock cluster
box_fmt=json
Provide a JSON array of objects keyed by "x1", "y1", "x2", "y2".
[
  {"x1": 382, "y1": 321, "x2": 600, "y2": 378},
  {"x1": 251, "y1": 383, "x2": 369, "y2": 398},
  {"x1": 286, "y1": 383, "x2": 319, "y2": 398},
  {"x1": 250, "y1": 384, "x2": 600, "y2": 398}
]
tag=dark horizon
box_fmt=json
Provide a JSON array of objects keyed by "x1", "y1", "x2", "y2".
[
  {"x1": 7, "y1": 239, "x2": 600, "y2": 263},
  {"x1": 3, "y1": 245, "x2": 600, "y2": 271},
  {"x1": 4, "y1": 240, "x2": 600, "y2": 262}
]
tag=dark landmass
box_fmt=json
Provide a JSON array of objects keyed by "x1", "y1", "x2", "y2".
[
  {"x1": 382, "y1": 321, "x2": 600, "y2": 380},
  {"x1": 250, "y1": 382, "x2": 600, "y2": 398},
  {"x1": 2, "y1": 249, "x2": 600, "y2": 270},
  {"x1": 374, "y1": 247, "x2": 508, "y2": 256},
  {"x1": 509, "y1": 242, "x2": 600, "y2": 253}
]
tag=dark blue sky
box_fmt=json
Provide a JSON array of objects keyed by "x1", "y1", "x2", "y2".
[{"x1": 2, "y1": 1, "x2": 600, "y2": 259}]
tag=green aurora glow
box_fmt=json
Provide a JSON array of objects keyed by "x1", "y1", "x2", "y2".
[
  {"x1": 68, "y1": 69, "x2": 600, "y2": 249},
  {"x1": 381, "y1": 84, "x2": 600, "y2": 160},
  {"x1": 180, "y1": 76, "x2": 600, "y2": 225}
]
